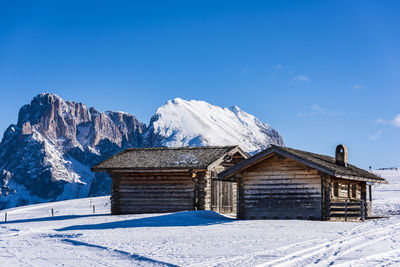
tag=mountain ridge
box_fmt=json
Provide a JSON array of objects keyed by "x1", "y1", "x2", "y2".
[{"x1": 0, "y1": 93, "x2": 283, "y2": 209}]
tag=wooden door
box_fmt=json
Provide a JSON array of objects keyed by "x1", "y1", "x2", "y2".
[{"x1": 211, "y1": 180, "x2": 233, "y2": 214}]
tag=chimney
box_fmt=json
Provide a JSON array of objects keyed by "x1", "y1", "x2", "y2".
[{"x1": 335, "y1": 144, "x2": 348, "y2": 167}]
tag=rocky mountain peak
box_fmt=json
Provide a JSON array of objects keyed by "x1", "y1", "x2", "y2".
[
  {"x1": 0, "y1": 93, "x2": 146, "y2": 209},
  {"x1": 0, "y1": 94, "x2": 284, "y2": 210}
]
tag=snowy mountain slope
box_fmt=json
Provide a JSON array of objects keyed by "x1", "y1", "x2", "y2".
[
  {"x1": 144, "y1": 98, "x2": 284, "y2": 153},
  {"x1": 0, "y1": 94, "x2": 284, "y2": 210},
  {"x1": 0, "y1": 93, "x2": 145, "y2": 209}
]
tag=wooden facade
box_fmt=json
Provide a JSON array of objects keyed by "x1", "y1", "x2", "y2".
[
  {"x1": 92, "y1": 146, "x2": 247, "y2": 215},
  {"x1": 218, "y1": 145, "x2": 387, "y2": 221},
  {"x1": 110, "y1": 171, "x2": 202, "y2": 214},
  {"x1": 325, "y1": 177, "x2": 368, "y2": 221},
  {"x1": 237, "y1": 154, "x2": 323, "y2": 220}
]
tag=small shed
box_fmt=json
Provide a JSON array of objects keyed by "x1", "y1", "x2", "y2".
[
  {"x1": 91, "y1": 146, "x2": 248, "y2": 215},
  {"x1": 218, "y1": 145, "x2": 387, "y2": 221}
]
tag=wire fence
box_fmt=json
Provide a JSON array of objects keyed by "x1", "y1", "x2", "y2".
[{"x1": 1, "y1": 198, "x2": 111, "y2": 223}]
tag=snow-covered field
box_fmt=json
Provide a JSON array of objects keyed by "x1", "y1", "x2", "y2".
[{"x1": 1, "y1": 169, "x2": 399, "y2": 266}]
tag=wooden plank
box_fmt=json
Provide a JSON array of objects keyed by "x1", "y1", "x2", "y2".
[
  {"x1": 244, "y1": 195, "x2": 322, "y2": 201},
  {"x1": 243, "y1": 184, "x2": 321, "y2": 190},
  {"x1": 244, "y1": 207, "x2": 321, "y2": 213},
  {"x1": 117, "y1": 200, "x2": 194, "y2": 205},
  {"x1": 119, "y1": 177, "x2": 194, "y2": 182},
  {"x1": 247, "y1": 172, "x2": 316, "y2": 177},
  {"x1": 118, "y1": 194, "x2": 194, "y2": 199},
  {"x1": 243, "y1": 199, "x2": 322, "y2": 206},
  {"x1": 330, "y1": 202, "x2": 362, "y2": 206},
  {"x1": 118, "y1": 184, "x2": 194, "y2": 190},
  {"x1": 119, "y1": 180, "x2": 193, "y2": 185},
  {"x1": 121, "y1": 172, "x2": 192, "y2": 177},
  {"x1": 243, "y1": 188, "x2": 321, "y2": 193},
  {"x1": 244, "y1": 179, "x2": 321, "y2": 186},
  {"x1": 118, "y1": 188, "x2": 194, "y2": 193},
  {"x1": 119, "y1": 176, "x2": 193, "y2": 181}
]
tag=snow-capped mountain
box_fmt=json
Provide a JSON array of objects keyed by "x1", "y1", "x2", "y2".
[
  {"x1": 0, "y1": 93, "x2": 145, "y2": 209},
  {"x1": 144, "y1": 98, "x2": 283, "y2": 152},
  {"x1": 0, "y1": 94, "x2": 283, "y2": 209}
]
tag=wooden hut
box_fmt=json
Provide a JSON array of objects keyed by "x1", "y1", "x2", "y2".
[
  {"x1": 91, "y1": 146, "x2": 248, "y2": 215},
  {"x1": 217, "y1": 144, "x2": 387, "y2": 221}
]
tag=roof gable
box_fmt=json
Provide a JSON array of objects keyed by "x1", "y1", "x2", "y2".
[
  {"x1": 91, "y1": 146, "x2": 248, "y2": 172},
  {"x1": 218, "y1": 145, "x2": 387, "y2": 183}
]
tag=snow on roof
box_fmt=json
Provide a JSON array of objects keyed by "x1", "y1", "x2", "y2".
[{"x1": 91, "y1": 146, "x2": 239, "y2": 171}]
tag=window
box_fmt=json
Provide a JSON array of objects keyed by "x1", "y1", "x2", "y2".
[
  {"x1": 352, "y1": 184, "x2": 357, "y2": 198},
  {"x1": 333, "y1": 182, "x2": 339, "y2": 197}
]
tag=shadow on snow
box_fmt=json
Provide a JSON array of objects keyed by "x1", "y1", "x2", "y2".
[
  {"x1": 61, "y1": 238, "x2": 179, "y2": 267},
  {"x1": 0, "y1": 214, "x2": 109, "y2": 225},
  {"x1": 56, "y1": 210, "x2": 233, "y2": 231}
]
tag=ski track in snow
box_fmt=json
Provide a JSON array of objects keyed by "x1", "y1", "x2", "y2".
[
  {"x1": 256, "y1": 219, "x2": 400, "y2": 267},
  {"x1": 0, "y1": 169, "x2": 399, "y2": 266}
]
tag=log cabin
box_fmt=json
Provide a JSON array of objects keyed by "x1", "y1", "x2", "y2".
[
  {"x1": 217, "y1": 144, "x2": 387, "y2": 221},
  {"x1": 91, "y1": 146, "x2": 248, "y2": 215}
]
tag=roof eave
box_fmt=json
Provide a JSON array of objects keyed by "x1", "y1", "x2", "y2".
[
  {"x1": 91, "y1": 167, "x2": 208, "y2": 173},
  {"x1": 334, "y1": 173, "x2": 388, "y2": 184}
]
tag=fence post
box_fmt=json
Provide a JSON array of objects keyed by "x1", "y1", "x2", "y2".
[
  {"x1": 361, "y1": 200, "x2": 365, "y2": 221},
  {"x1": 345, "y1": 200, "x2": 348, "y2": 221},
  {"x1": 93, "y1": 205, "x2": 95, "y2": 214},
  {"x1": 51, "y1": 208, "x2": 54, "y2": 217},
  {"x1": 5, "y1": 213, "x2": 7, "y2": 222}
]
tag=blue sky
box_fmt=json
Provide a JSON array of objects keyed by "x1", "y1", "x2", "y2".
[{"x1": 1, "y1": 1, "x2": 399, "y2": 168}]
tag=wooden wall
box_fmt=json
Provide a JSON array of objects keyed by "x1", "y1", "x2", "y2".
[
  {"x1": 327, "y1": 178, "x2": 366, "y2": 221},
  {"x1": 110, "y1": 171, "x2": 199, "y2": 215},
  {"x1": 239, "y1": 154, "x2": 322, "y2": 220},
  {"x1": 109, "y1": 151, "x2": 246, "y2": 215},
  {"x1": 330, "y1": 178, "x2": 364, "y2": 200}
]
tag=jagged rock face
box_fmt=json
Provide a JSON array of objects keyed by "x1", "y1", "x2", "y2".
[
  {"x1": 144, "y1": 98, "x2": 284, "y2": 153},
  {"x1": 0, "y1": 93, "x2": 145, "y2": 209},
  {"x1": 0, "y1": 94, "x2": 284, "y2": 209}
]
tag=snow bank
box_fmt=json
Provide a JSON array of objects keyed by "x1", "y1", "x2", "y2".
[
  {"x1": 372, "y1": 169, "x2": 400, "y2": 216},
  {"x1": 0, "y1": 170, "x2": 399, "y2": 266}
]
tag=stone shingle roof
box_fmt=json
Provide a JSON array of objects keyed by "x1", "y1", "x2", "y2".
[
  {"x1": 91, "y1": 146, "x2": 240, "y2": 171},
  {"x1": 218, "y1": 145, "x2": 387, "y2": 183}
]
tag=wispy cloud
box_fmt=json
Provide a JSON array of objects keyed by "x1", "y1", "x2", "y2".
[
  {"x1": 311, "y1": 104, "x2": 324, "y2": 113},
  {"x1": 391, "y1": 114, "x2": 400, "y2": 127},
  {"x1": 376, "y1": 114, "x2": 400, "y2": 127},
  {"x1": 353, "y1": 84, "x2": 362, "y2": 89},
  {"x1": 328, "y1": 111, "x2": 346, "y2": 116},
  {"x1": 368, "y1": 130, "x2": 383, "y2": 140},
  {"x1": 298, "y1": 104, "x2": 345, "y2": 118},
  {"x1": 376, "y1": 118, "x2": 385, "y2": 124},
  {"x1": 293, "y1": 75, "x2": 310, "y2": 82},
  {"x1": 274, "y1": 64, "x2": 283, "y2": 69}
]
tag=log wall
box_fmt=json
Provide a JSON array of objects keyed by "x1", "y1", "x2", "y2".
[
  {"x1": 239, "y1": 155, "x2": 323, "y2": 220},
  {"x1": 109, "y1": 150, "x2": 246, "y2": 215},
  {"x1": 110, "y1": 172, "x2": 199, "y2": 214}
]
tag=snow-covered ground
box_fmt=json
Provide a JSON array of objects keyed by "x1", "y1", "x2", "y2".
[{"x1": 1, "y1": 169, "x2": 399, "y2": 266}]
